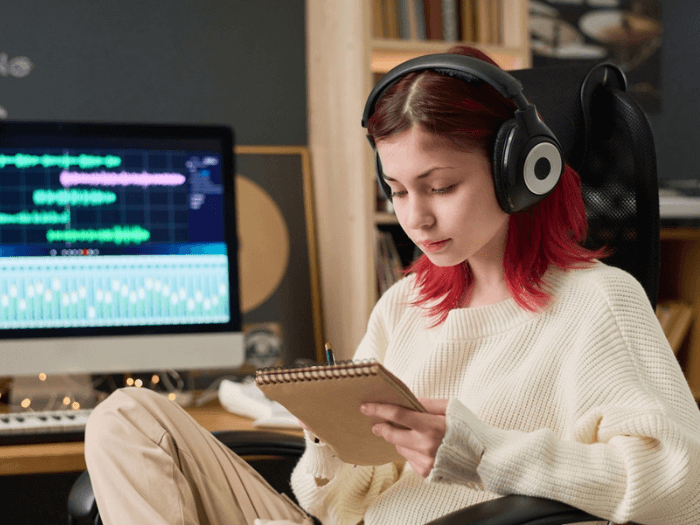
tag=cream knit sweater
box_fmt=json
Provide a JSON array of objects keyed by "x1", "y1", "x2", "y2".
[{"x1": 290, "y1": 262, "x2": 700, "y2": 525}]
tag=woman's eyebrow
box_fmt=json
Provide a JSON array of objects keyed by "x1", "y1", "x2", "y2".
[{"x1": 382, "y1": 166, "x2": 454, "y2": 182}]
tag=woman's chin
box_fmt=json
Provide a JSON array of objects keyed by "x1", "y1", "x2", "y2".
[{"x1": 422, "y1": 252, "x2": 465, "y2": 268}]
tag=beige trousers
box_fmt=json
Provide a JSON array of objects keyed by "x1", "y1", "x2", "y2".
[{"x1": 84, "y1": 387, "x2": 313, "y2": 525}]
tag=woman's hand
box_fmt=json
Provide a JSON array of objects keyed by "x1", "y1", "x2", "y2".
[{"x1": 360, "y1": 398, "x2": 449, "y2": 478}]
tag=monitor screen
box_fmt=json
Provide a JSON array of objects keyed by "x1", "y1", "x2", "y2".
[{"x1": 0, "y1": 121, "x2": 243, "y2": 376}]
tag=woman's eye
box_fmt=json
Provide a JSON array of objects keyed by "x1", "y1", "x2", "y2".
[
  {"x1": 390, "y1": 190, "x2": 407, "y2": 198},
  {"x1": 432, "y1": 185, "x2": 455, "y2": 194}
]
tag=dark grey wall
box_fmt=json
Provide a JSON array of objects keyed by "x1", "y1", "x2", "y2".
[
  {"x1": 648, "y1": 0, "x2": 700, "y2": 181},
  {"x1": 0, "y1": 0, "x2": 307, "y2": 146}
]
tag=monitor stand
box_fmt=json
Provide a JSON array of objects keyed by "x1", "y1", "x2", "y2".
[{"x1": 9, "y1": 374, "x2": 99, "y2": 412}]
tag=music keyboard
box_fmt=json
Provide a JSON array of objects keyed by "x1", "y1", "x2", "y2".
[{"x1": 0, "y1": 409, "x2": 92, "y2": 446}]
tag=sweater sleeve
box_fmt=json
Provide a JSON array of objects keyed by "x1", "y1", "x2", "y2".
[
  {"x1": 428, "y1": 270, "x2": 700, "y2": 524},
  {"x1": 290, "y1": 279, "x2": 411, "y2": 523}
]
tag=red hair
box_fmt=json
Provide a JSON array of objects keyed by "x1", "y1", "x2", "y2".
[{"x1": 366, "y1": 45, "x2": 605, "y2": 325}]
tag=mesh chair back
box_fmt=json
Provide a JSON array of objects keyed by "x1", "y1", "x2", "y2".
[{"x1": 510, "y1": 62, "x2": 660, "y2": 309}]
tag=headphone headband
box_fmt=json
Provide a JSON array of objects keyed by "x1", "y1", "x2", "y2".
[
  {"x1": 361, "y1": 54, "x2": 528, "y2": 128},
  {"x1": 362, "y1": 52, "x2": 564, "y2": 213}
]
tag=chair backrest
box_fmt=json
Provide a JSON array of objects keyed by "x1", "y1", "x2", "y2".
[{"x1": 510, "y1": 62, "x2": 660, "y2": 309}]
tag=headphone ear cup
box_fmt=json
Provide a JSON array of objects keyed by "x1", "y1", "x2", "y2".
[
  {"x1": 521, "y1": 139, "x2": 563, "y2": 198},
  {"x1": 491, "y1": 119, "x2": 519, "y2": 213},
  {"x1": 491, "y1": 119, "x2": 564, "y2": 213}
]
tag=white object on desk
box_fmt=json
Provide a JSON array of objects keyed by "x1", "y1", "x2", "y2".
[
  {"x1": 218, "y1": 378, "x2": 300, "y2": 429},
  {"x1": 659, "y1": 190, "x2": 700, "y2": 219}
]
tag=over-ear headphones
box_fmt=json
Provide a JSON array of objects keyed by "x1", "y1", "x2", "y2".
[{"x1": 361, "y1": 54, "x2": 564, "y2": 213}]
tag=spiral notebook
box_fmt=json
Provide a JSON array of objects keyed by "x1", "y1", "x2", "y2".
[{"x1": 255, "y1": 360, "x2": 425, "y2": 466}]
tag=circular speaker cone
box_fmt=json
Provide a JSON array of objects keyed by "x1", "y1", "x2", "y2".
[{"x1": 235, "y1": 175, "x2": 290, "y2": 313}]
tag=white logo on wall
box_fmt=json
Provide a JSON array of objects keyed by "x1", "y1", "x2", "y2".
[
  {"x1": 1, "y1": 52, "x2": 35, "y2": 120},
  {"x1": 0, "y1": 53, "x2": 34, "y2": 78}
]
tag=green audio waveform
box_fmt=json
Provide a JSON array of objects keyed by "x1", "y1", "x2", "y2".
[
  {"x1": 0, "y1": 209, "x2": 70, "y2": 225},
  {"x1": 46, "y1": 225, "x2": 151, "y2": 245},
  {"x1": 33, "y1": 188, "x2": 117, "y2": 207},
  {"x1": 0, "y1": 153, "x2": 122, "y2": 170}
]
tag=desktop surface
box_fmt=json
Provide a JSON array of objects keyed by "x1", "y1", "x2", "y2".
[{"x1": 0, "y1": 397, "x2": 301, "y2": 476}]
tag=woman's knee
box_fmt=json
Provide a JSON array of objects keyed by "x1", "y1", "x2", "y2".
[{"x1": 84, "y1": 387, "x2": 169, "y2": 458}]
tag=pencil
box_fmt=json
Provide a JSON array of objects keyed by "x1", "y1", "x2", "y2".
[{"x1": 325, "y1": 342, "x2": 336, "y2": 365}]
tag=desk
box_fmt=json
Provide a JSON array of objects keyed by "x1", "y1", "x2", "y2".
[{"x1": 0, "y1": 401, "x2": 301, "y2": 476}]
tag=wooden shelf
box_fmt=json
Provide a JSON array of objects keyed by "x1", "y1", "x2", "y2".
[
  {"x1": 306, "y1": 0, "x2": 532, "y2": 359},
  {"x1": 659, "y1": 228, "x2": 700, "y2": 397},
  {"x1": 660, "y1": 227, "x2": 700, "y2": 241}
]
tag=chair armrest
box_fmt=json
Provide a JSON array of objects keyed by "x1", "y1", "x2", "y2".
[
  {"x1": 425, "y1": 495, "x2": 601, "y2": 525},
  {"x1": 66, "y1": 470, "x2": 98, "y2": 522},
  {"x1": 212, "y1": 429, "x2": 306, "y2": 458},
  {"x1": 66, "y1": 431, "x2": 306, "y2": 525},
  {"x1": 213, "y1": 432, "x2": 602, "y2": 524}
]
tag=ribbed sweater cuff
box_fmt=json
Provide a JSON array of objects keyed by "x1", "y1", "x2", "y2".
[
  {"x1": 302, "y1": 430, "x2": 343, "y2": 480},
  {"x1": 428, "y1": 398, "x2": 500, "y2": 488}
]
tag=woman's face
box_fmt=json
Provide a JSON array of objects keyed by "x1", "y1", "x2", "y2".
[{"x1": 376, "y1": 126, "x2": 509, "y2": 268}]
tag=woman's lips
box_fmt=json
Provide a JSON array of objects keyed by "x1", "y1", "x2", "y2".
[{"x1": 420, "y1": 239, "x2": 450, "y2": 252}]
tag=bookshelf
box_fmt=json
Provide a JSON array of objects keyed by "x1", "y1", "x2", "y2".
[
  {"x1": 306, "y1": 0, "x2": 531, "y2": 359},
  {"x1": 658, "y1": 229, "x2": 700, "y2": 398}
]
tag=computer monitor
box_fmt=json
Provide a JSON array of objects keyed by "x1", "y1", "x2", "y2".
[{"x1": 0, "y1": 121, "x2": 243, "y2": 377}]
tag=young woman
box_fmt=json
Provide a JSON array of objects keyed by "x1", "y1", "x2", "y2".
[
  {"x1": 287, "y1": 45, "x2": 700, "y2": 524},
  {"x1": 85, "y1": 45, "x2": 700, "y2": 525}
]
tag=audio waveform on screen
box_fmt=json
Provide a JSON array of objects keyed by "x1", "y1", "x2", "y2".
[
  {"x1": 46, "y1": 225, "x2": 151, "y2": 245},
  {"x1": 0, "y1": 153, "x2": 122, "y2": 170},
  {"x1": 0, "y1": 209, "x2": 70, "y2": 225},
  {"x1": 33, "y1": 188, "x2": 117, "y2": 207},
  {"x1": 0, "y1": 255, "x2": 230, "y2": 328},
  {"x1": 60, "y1": 170, "x2": 186, "y2": 188}
]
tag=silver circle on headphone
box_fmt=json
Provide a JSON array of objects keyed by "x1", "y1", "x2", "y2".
[{"x1": 523, "y1": 142, "x2": 562, "y2": 195}]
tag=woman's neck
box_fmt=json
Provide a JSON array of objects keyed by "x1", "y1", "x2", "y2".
[{"x1": 458, "y1": 222, "x2": 510, "y2": 308}]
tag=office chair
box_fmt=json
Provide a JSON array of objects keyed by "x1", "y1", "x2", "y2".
[{"x1": 67, "y1": 60, "x2": 658, "y2": 525}]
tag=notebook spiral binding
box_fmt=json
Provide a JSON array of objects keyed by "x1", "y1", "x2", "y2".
[{"x1": 255, "y1": 359, "x2": 380, "y2": 385}]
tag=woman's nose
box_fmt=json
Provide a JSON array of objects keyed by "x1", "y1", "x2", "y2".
[{"x1": 404, "y1": 196, "x2": 435, "y2": 231}]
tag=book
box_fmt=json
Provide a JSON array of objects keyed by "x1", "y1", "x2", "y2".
[
  {"x1": 385, "y1": 0, "x2": 401, "y2": 39},
  {"x1": 423, "y1": 0, "x2": 444, "y2": 40},
  {"x1": 442, "y1": 0, "x2": 459, "y2": 42},
  {"x1": 255, "y1": 360, "x2": 425, "y2": 465},
  {"x1": 475, "y1": 0, "x2": 490, "y2": 44},
  {"x1": 373, "y1": 0, "x2": 385, "y2": 37},
  {"x1": 398, "y1": 0, "x2": 412, "y2": 39},
  {"x1": 375, "y1": 228, "x2": 404, "y2": 295},
  {"x1": 412, "y1": 0, "x2": 427, "y2": 40},
  {"x1": 490, "y1": 0, "x2": 502, "y2": 45},
  {"x1": 461, "y1": 0, "x2": 476, "y2": 42}
]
